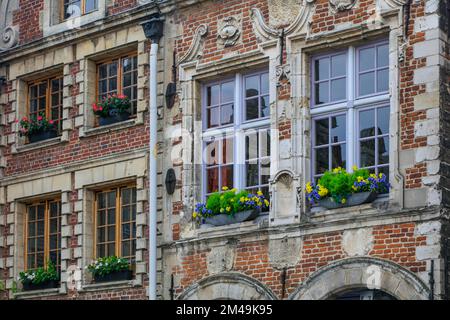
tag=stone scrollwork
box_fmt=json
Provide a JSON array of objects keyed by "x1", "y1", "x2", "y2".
[
  {"x1": 276, "y1": 64, "x2": 291, "y2": 82},
  {"x1": 0, "y1": 0, "x2": 19, "y2": 51},
  {"x1": 217, "y1": 16, "x2": 241, "y2": 48},
  {"x1": 250, "y1": 0, "x2": 316, "y2": 42},
  {"x1": 177, "y1": 24, "x2": 209, "y2": 65},
  {"x1": 329, "y1": 0, "x2": 358, "y2": 12}
]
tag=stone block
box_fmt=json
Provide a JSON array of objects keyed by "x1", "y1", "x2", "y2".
[{"x1": 416, "y1": 245, "x2": 440, "y2": 261}]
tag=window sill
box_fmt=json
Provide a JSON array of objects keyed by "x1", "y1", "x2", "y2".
[
  {"x1": 14, "y1": 136, "x2": 63, "y2": 154},
  {"x1": 80, "y1": 279, "x2": 139, "y2": 292},
  {"x1": 81, "y1": 119, "x2": 140, "y2": 138},
  {"x1": 14, "y1": 287, "x2": 62, "y2": 300},
  {"x1": 196, "y1": 213, "x2": 269, "y2": 239}
]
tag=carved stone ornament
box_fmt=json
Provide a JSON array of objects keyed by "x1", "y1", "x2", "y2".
[
  {"x1": 177, "y1": 24, "x2": 209, "y2": 65},
  {"x1": 276, "y1": 64, "x2": 291, "y2": 82},
  {"x1": 217, "y1": 16, "x2": 241, "y2": 48},
  {"x1": 250, "y1": 0, "x2": 316, "y2": 42},
  {"x1": 329, "y1": 0, "x2": 357, "y2": 12},
  {"x1": 0, "y1": 0, "x2": 19, "y2": 51}
]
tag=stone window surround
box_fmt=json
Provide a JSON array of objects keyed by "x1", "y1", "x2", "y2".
[
  {"x1": 289, "y1": 23, "x2": 405, "y2": 213},
  {"x1": 76, "y1": 41, "x2": 148, "y2": 137},
  {"x1": 178, "y1": 50, "x2": 279, "y2": 235},
  {"x1": 9, "y1": 63, "x2": 73, "y2": 153},
  {"x1": 74, "y1": 156, "x2": 148, "y2": 289},
  {"x1": 4, "y1": 172, "x2": 72, "y2": 294},
  {"x1": 42, "y1": 0, "x2": 107, "y2": 38}
]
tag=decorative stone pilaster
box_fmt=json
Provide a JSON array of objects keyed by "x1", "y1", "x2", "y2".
[{"x1": 0, "y1": 0, "x2": 19, "y2": 51}]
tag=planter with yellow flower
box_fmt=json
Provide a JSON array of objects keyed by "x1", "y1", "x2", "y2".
[
  {"x1": 193, "y1": 187, "x2": 270, "y2": 226},
  {"x1": 305, "y1": 167, "x2": 390, "y2": 210}
]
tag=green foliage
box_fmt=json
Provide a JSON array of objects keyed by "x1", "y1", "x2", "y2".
[
  {"x1": 19, "y1": 260, "x2": 59, "y2": 285},
  {"x1": 92, "y1": 94, "x2": 131, "y2": 117},
  {"x1": 16, "y1": 112, "x2": 57, "y2": 137},
  {"x1": 0, "y1": 280, "x2": 5, "y2": 291},
  {"x1": 86, "y1": 256, "x2": 130, "y2": 277},
  {"x1": 194, "y1": 187, "x2": 270, "y2": 220}
]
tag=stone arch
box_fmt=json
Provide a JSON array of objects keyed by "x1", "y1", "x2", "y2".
[
  {"x1": 288, "y1": 257, "x2": 430, "y2": 300},
  {"x1": 177, "y1": 272, "x2": 278, "y2": 300}
]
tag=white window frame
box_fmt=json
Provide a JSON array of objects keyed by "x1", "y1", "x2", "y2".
[
  {"x1": 201, "y1": 70, "x2": 270, "y2": 200},
  {"x1": 310, "y1": 41, "x2": 390, "y2": 181}
]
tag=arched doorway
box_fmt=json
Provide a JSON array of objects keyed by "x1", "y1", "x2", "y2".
[
  {"x1": 177, "y1": 272, "x2": 277, "y2": 300},
  {"x1": 289, "y1": 257, "x2": 430, "y2": 300}
]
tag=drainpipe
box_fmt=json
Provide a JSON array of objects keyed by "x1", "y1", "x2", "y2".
[{"x1": 141, "y1": 13, "x2": 164, "y2": 301}]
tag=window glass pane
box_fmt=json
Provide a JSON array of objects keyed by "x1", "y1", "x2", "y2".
[
  {"x1": 377, "y1": 44, "x2": 389, "y2": 67},
  {"x1": 261, "y1": 158, "x2": 271, "y2": 185},
  {"x1": 107, "y1": 243, "x2": 115, "y2": 256},
  {"x1": 37, "y1": 205, "x2": 45, "y2": 220},
  {"x1": 50, "y1": 235, "x2": 58, "y2": 250},
  {"x1": 36, "y1": 253, "x2": 44, "y2": 267},
  {"x1": 246, "y1": 98, "x2": 259, "y2": 121},
  {"x1": 246, "y1": 163, "x2": 259, "y2": 186},
  {"x1": 122, "y1": 241, "x2": 130, "y2": 258},
  {"x1": 122, "y1": 206, "x2": 130, "y2": 222},
  {"x1": 97, "y1": 211, "x2": 106, "y2": 226},
  {"x1": 315, "y1": 118, "x2": 329, "y2": 146},
  {"x1": 122, "y1": 57, "x2": 132, "y2": 72},
  {"x1": 39, "y1": 83, "x2": 47, "y2": 96},
  {"x1": 221, "y1": 104, "x2": 234, "y2": 125},
  {"x1": 107, "y1": 209, "x2": 115, "y2": 224},
  {"x1": 260, "y1": 130, "x2": 270, "y2": 157},
  {"x1": 207, "y1": 85, "x2": 219, "y2": 106},
  {"x1": 330, "y1": 115, "x2": 346, "y2": 143},
  {"x1": 28, "y1": 222, "x2": 35, "y2": 237},
  {"x1": 315, "y1": 147, "x2": 329, "y2": 175},
  {"x1": 107, "y1": 226, "x2": 115, "y2": 242},
  {"x1": 207, "y1": 107, "x2": 220, "y2": 128},
  {"x1": 261, "y1": 95, "x2": 269, "y2": 117},
  {"x1": 331, "y1": 54, "x2": 346, "y2": 77},
  {"x1": 315, "y1": 82, "x2": 329, "y2": 104},
  {"x1": 122, "y1": 224, "x2": 130, "y2": 239},
  {"x1": 359, "y1": 47, "x2": 375, "y2": 71},
  {"x1": 223, "y1": 138, "x2": 234, "y2": 164},
  {"x1": 315, "y1": 58, "x2": 329, "y2": 81},
  {"x1": 359, "y1": 109, "x2": 375, "y2": 138},
  {"x1": 377, "y1": 107, "x2": 389, "y2": 135},
  {"x1": 37, "y1": 236, "x2": 45, "y2": 252},
  {"x1": 245, "y1": 133, "x2": 258, "y2": 160},
  {"x1": 378, "y1": 136, "x2": 389, "y2": 164},
  {"x1": 107, "y1": 191, "x2": 116, "y2": 207},
  {"x1": 123, "y1": 73, "x2": 132, "y2": 87},
  {"x1": 97, "y1": 228, "x2": 105, "y2": 243},
  {"x1": 221, "y1": 166, "x2": 234, "y2": 189},
  {"x1": 121, "y1": 188, "x2": 131, "y2": 205},
  {"x1": 377, "y1": 69, "x2": 389, "y2": 92},
  {"x1": 28, "y1": 239, "x2": 35, "y2": 253},
  {"x1": 98, "y1": 64, "x2": 107, "y2": 79},
  {"x1": 221, "y1": 81, "x2": 234, "y2": 103},
  {"x1": 332, "y1": 144, "x2": 346, "y2": 169},
  {"x1": 206, "y1": 168, "x2": 219, "y2": 193},
  {"x1": 359, "y1": 72, "x2": 375, "y2": 96},
  {"x1": 205, "y1": 140, "x2": 219, "y2": 166},
  {"x1": 97, "y1": 193, "x2": 106, "y2": 209},
  {"x1": 108, "y1": 62, "x2": 117, "y2": 76},
  {"x1": 97, "y1": 244, "x2": 105, "y2": 258},
  {"x1": 109, "y1": 78, "x2": 117, "y2": 92},
  {"x1": 245, "y1": 75, "x2": 259, "y2": 97},
  {"x1": 50, "y1": 218, "x2": 58, "y2": 234},
  {"x1": 261, "y1": 72, "x2": 269, "y2": 94},
  {"x1": 360, "y1": 139, "x2": 375, "y2": 167},
  {"x1": 330, "y1": 78, "x2": 346, "y2": 101}
]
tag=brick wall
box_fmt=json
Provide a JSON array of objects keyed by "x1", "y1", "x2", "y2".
[{"x1": 172, "y1": 222, "x2": 430, "y2": 299}]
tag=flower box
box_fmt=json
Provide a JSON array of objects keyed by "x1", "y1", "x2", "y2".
[
  {"x1": 22, "y1": 280, "x2": 59, "y2": 292},
  {"x1": 318, "y1": 191, "x2": 378, "y2": 209},
  {"x1": 204, "y1": 209, "x2": 259, "y2": 226},
  {"x1": 98, "y1": 112, "x2": 130, "y2": 126},
  {"x1": 28, "y1": 129, "x2": 58, "y2": 143},
  {"x1": 93, "y1": 269, "x2": 133, "y2": 283}
]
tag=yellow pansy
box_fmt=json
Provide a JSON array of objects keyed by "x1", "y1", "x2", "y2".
[
  {"x1": 352, "y1": 185, "x2": 357, "y2": 191},
  {"x1": 240, "y1": 196, "x2": 245, "y2": 202},
  {"x1": 352, "y1": 165, "x2": 358, "y2": 171},
  {"x1": 370, "y1": 173, "x2": 377, "y2": 179},
  {"x1": 192, "y1": 212, "x2": 198, "y2": 218},
  {"x1": 222, "y1": 186, "x2": 229, "y2": 191},
  {"x1": 357, "y1": 176, "x2": 364, "y2": 182},
  {"x1": 317, "y1": 184, "x2": 329, "y2": 197},
  {"x1": 341, "y1": 198, "x2": 346, "y2": 204},
  {"x1": 379, "y1": 173, "x2": 383, "y2": 178},
  {"x1": 226, "y1": 206, "x2": 231, "y2": 212},
  {"x1": 306, "y1": 182, "x2": 313, "y2": 193},
  {"x1": 257, "y1": 190, "x2": 263, "y2": 196},
  {"x1": 264, "y1": 199, "x2": 270, "y2": 206},
  {"x1": 220, "y1": 208, "x2": 224, "y2": 213}
]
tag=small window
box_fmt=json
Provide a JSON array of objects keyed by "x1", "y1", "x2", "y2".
[
  {"x1": 28, "y1": 76, "x2": 63, "y2": 133},
  {"x1": 245, "y1": 129, "x2": 271, "y2": 198},
  {"x1": 97, "y1": 54, "x2": 138, "y2": 116},
  {"x1": 25, "y1": 200, "x2": 61, "y2": 271},
  {"x1": 95, "y1": 186, "x2": 136, "y2": 263},
  {"x1": 62, "y1": 0, "x2": 98, "y2": 20}
]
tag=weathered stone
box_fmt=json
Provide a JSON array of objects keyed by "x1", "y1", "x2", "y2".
[{"x1": 342, "y1": 228, "x2": 374, "y2": 257}]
